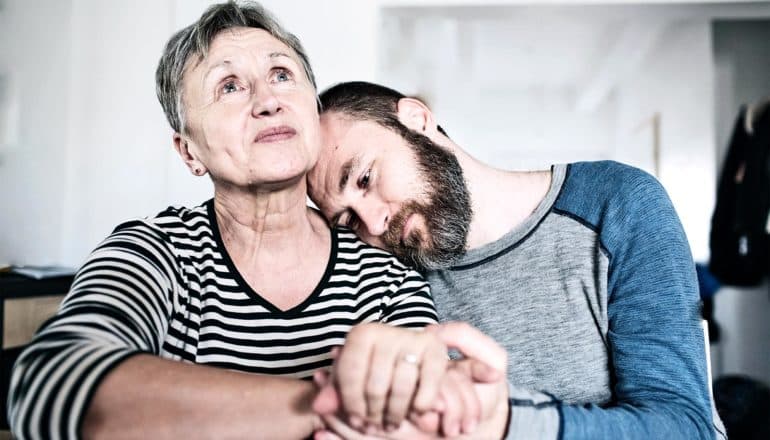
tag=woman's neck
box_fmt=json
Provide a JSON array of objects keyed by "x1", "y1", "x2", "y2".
[
  {"x1": 212, "y1": 179, "x2": 331, "y2": 311},
  {"x1": 213, "y1": 180, "x2": 326, "y2": 263}
]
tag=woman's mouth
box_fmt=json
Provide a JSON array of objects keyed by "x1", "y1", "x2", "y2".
[{"x1": 255, "y1": 125, "x2": 297, "y2": 143}]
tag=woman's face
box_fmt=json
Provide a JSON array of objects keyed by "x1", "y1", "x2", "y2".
[{"x1": 177, "y1": 27, "x2": 320, "y2": 190}]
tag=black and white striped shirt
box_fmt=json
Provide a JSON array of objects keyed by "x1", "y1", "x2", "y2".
[{"x1": 8, "y1": 200, "x2": 437, "y2": 439}]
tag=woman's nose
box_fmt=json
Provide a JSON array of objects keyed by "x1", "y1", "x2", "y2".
[{"x1": 251, "y1": 85, "x2": 281, "y2": 117}]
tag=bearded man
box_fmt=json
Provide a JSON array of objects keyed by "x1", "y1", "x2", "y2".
[{"x1": 308, "y1": 81, "x2": 726, "y2": 439}]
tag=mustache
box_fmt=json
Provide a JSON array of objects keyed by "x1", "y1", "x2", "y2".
[{"x1": 383, "y1": 201, "x2": 423, "y2": 249}]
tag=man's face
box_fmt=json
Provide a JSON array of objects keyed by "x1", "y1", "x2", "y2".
[{"x1": 307, "y1": 112, "x2": 471, "y2": 270}]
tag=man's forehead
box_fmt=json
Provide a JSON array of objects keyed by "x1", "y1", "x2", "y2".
[
  {"x1": 308, "y1": 148, "x2": 342, "y2": 211},
  {"x1": 319, "y1": 112, "x2": 355, "y2": 139},
  {"x1": 313, "y1": 144, "x2": 355, "y2": 198},
  {"x1": 308, "y1": 118, "x2": 358, "y2": 218},
  {"x1": 318, "y1": 115, "x2": 354, "y2": 176}
]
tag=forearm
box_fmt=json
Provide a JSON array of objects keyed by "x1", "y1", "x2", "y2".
[
  {"x1": 83, "y1": 355, "x2": 322, "y2": 439},
  {"x1": 502, "y1": 385, "x2": 715, "y2": 440},
  {"x1": 557, "y1": 400, "x2": 714, "y2": 440}
]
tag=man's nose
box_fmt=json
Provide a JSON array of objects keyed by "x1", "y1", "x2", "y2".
[
  {"x1": 357, "y1": 199, "x2": 389, "y2": 237},
  {"x1": 251, "y1": 83, "x2": 281, "y2": 116}
]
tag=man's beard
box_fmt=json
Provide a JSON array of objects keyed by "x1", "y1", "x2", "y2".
[{"x1": 380, "y1": 127, "x2": 472, "y2": 270}]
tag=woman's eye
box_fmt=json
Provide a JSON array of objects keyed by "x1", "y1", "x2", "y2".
[
  {"x1": 273, "y1": 69, "x2": 292, "y2": 82},
  {"x1": 222, "y1": 81, "x2": 239, "y2": 94}
]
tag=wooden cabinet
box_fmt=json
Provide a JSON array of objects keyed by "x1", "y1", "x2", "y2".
[
  {"x1": 0, "y1": 274, "x2": 72, "y2": 349},
  {"x1": 3, "y1": 295, "x2": 65, "y2": 348},
  {"x1": 1, "y1": 274, "x2": 73, "y2": 431}
]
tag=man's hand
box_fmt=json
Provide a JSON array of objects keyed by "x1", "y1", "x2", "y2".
[
  {"x1": 436, "y1": 322, "x2": 507, "y2": 374},
  {"x1": 410, "y1": 358, "x2": 502, "y2": 436}
]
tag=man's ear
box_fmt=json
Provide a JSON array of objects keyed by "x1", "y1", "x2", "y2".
[
  {"x1": 396, "y1": 97, "x2": 437, "y2": 135},
  {"x1": 173, "y1": 133, "x2": 207, "y2": 176}
]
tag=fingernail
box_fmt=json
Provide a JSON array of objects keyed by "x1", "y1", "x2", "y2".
[
  {"x1": 386, "y1": 423, "x2": 397, "y2": 432},
  {"x1": 349, "y1": 415, "x2": 363, "y2": 429}
]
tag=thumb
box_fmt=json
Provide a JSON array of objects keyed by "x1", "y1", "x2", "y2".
[
  {"x1": 437, "y1": 322, "x2": 507, "y2": 373},
  {"x1": 312, "y1": 371, "x2": 341, "y2": 415},
  {"x1": 450, "y1": 358, "x2": 503, "y2": 383},
  {"x1": 469, "y1": 358, "x2": 503, "y2": 383}
]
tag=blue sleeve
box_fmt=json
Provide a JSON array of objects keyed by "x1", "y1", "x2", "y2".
[{"x1": 550, "y1": 161, "x2": 716, "y2": 439}]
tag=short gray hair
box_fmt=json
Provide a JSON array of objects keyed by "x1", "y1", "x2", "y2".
[{"x1": 155, "y1": 0, "x2": 317, "y2": 133}]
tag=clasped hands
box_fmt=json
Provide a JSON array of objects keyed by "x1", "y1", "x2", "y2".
[{"x1": 312, "y1": 322, "x2": 510, "y2": 439}]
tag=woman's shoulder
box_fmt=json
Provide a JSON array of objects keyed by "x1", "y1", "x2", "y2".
[{"x1": 108, "y1": 201, "x2": 213, "y2": 246}]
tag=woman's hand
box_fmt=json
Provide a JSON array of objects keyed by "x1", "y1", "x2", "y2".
[{"x1": 324, "y1": 323, "x2": 449, "y2": 431}]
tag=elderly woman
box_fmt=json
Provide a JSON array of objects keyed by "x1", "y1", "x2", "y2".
[{"x1": 6, "y1": 2, "x2": 440, "y2": 439}]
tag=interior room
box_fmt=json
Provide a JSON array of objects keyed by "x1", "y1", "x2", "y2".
[{"x1": 1, "y1": 0, "x2": 769, "y2": 437}]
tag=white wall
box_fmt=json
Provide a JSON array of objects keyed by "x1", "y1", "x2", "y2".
[
  {"x1": 0, "y1": 0, "x2": 73, "y2": 266},
  {"x1": 444, "y1": 86, "x2": 614, "y2": 170},
  {"x1": 59, "y1": 0, "x2": 175, "y2": 266},
  {"x1": 377, "y1": 9, "x2": 617, "y2": 171},
  {"x1": 611, "y1": 20, "x2": 716, "y2": 262}
]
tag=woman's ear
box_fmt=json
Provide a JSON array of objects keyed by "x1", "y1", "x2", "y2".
[
  {"x1": 173, "y1": 133, "x2": 207, "y2": 176},
  {"x1": 396, "y1": 97, "x2": 437, "y2": 135}
]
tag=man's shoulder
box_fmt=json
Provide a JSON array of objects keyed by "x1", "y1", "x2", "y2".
[
  {"x1": 559, "y1": 160, "x2": 664, "y2": 207},
  {"x1": 554, "y1": 160, "x2": 672, "y2": 234},
  {"x1": 566, "y1": 160, "x2": 656, "y2": 189}
]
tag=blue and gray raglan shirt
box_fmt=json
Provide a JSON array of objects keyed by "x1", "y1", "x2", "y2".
[{"x1": 427, "y1": 161, "x2": 724, "y2": 439}]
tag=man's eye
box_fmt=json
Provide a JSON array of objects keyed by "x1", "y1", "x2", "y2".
[
  {"x1": 346, "y1": 212, "x2": 361, "y2": 230},
  {"x1": 359, "y1": 168, "x2": 371, "y2": 189},
  {"x1": 338, "y1": 211, "x2": 360, "y2": 230}
]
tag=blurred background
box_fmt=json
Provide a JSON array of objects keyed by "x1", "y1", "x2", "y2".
[{"x1": 0, "y1": 0, "x2": 768, "y2": 411}]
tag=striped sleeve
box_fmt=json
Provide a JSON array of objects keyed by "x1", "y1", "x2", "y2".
[
  {"x1": 380, "y1": 267, "x2": 438, "y2": 328},
  {"x1": 8, "y1": 221, "x2": 176, "y2": 439}
]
